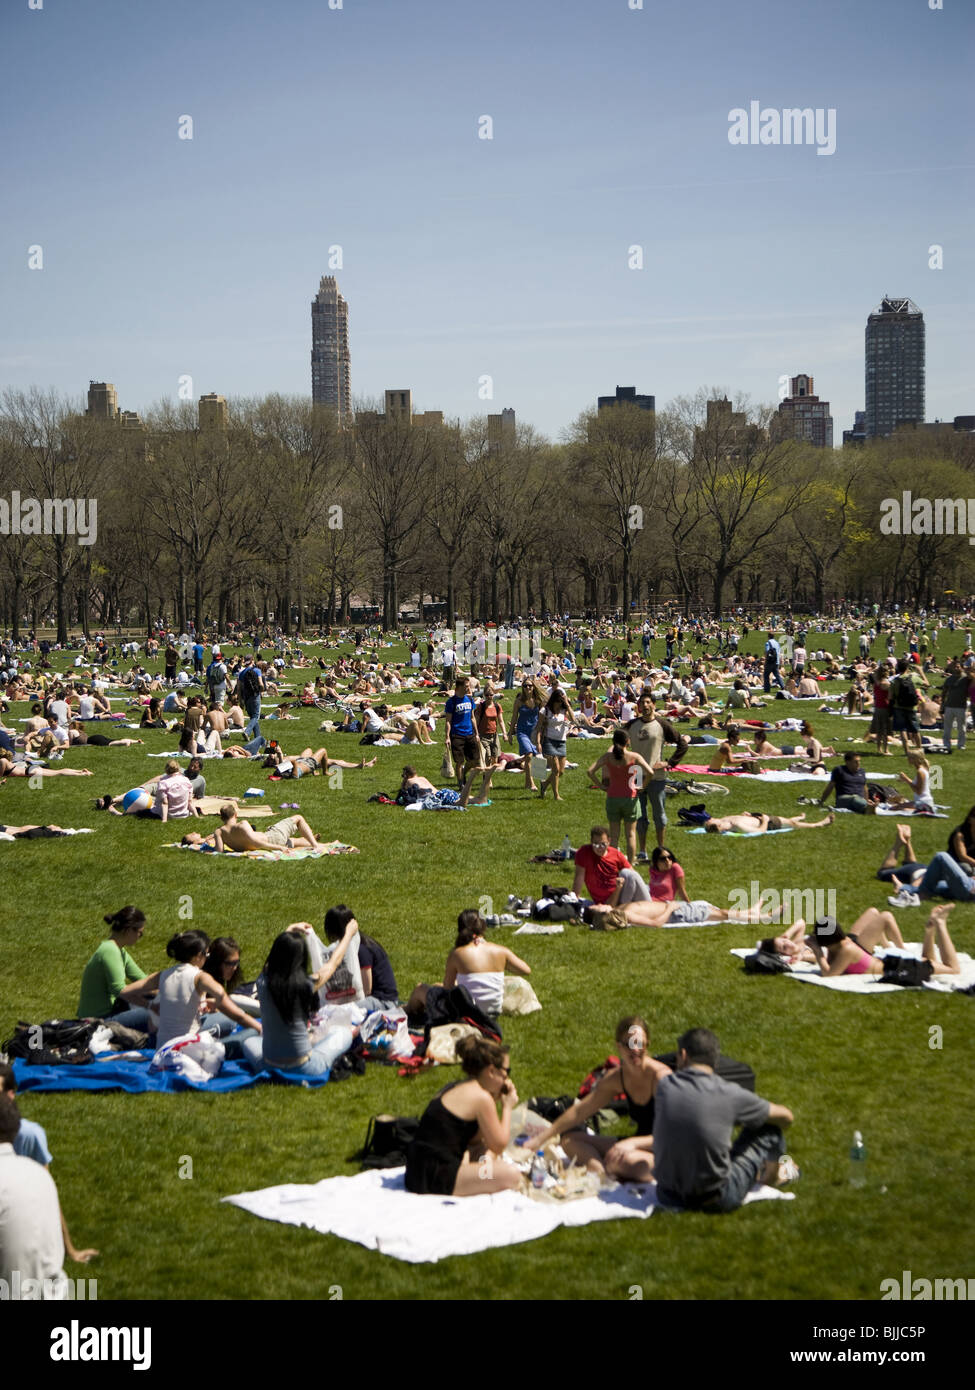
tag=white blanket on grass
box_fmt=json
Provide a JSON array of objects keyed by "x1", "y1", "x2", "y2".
[
  {"x1": 147, "y1": 750, "x2": 226, "y2": 759},
  {"x1": 734, "y1": 769, "x2": 896, "y2": 783},
  {"x1": 222, "y1": 1167, "x2": 791, "y2": 1262},
  {"x1": 0, "y1": 827, "x2": 94, "y2": 841},
  {"x1": 730, "y1": 944, "x2": 975, "y2": 994}
]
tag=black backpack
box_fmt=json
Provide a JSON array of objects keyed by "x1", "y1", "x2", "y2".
[
  {"x1": 892, "y1": 675, "x2": 919, "y2": 709},
  {"x1": 238, "y1": 667, "x2": 260, "y2": 699},
  {"x1": 678, "y1": 804, "x2": 711, "y2": 826},
  {"x1": 359, "y1": 1114, "x2": 420, "y2": 1169}
]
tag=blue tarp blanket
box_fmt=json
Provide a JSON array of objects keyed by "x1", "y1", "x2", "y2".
[{"x1": 12, "y1": 1051, "x2": 332, "y2": 1092}]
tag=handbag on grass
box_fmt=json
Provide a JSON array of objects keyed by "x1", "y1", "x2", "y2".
[{"x1": 880, "y1": 955, "x2": 933, "y2": 987}]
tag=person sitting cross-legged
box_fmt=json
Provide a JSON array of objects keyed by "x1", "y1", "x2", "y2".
[{"x1": 652, "y1": 1026, "x2": 797, "y2": 1213}]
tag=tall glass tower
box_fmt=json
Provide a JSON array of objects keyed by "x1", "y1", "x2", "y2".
[
  {"x1": 311, "y1": 276, "x2": 350, "y2": 420},
  {"x1": 865, "y1": 297, "x2": 924, "y2": 438}
]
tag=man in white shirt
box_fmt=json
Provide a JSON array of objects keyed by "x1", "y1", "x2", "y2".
[{"x1": 0, "y1": 1099, "x2": 68, "y2": 1296}]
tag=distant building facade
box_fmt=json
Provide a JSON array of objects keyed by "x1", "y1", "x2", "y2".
[
  {"x1": 773, "y1": 374, "x2": 833, "y2": 448},
  {"x1": 356, "y1": 388, "x2": 443, "y2": 429},
  {"x1": 597, "y1": 385, "x2": 654, "y2": 413},
  {"x1": 487, "y1": 407, "x2": 516, "y2": 452},
  {"x1": 842, "y1": 409, "x2": 867, "y2": 448}
]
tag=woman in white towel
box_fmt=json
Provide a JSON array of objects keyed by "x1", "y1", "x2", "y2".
[{"x1": 443, "y1": 910, "x2": 531, "y2": 1019}]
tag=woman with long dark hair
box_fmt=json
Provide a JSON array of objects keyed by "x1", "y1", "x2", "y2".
[{"x1": 240, "y1": 920, "x2": 358, "y2": 1076}]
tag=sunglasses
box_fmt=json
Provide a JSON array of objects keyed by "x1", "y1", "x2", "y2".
[{"x1": 590, "y1": 841, "x2": 609, "y2": 850}]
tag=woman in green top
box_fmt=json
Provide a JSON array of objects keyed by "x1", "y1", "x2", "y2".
[{"x1": 78, "y1": 907, "x2": 158, "y2": 1034}]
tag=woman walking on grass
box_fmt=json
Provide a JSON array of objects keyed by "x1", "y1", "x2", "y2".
[{"x1": 535, "y1": 687, "x2": 574, "y2": 801}]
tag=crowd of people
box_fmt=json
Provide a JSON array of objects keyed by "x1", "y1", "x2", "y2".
[{"x1": 3, "y1": 602, "x2": 974, "y2": 1295}]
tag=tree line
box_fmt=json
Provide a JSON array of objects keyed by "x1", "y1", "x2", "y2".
[{"x1": 1, "y1": 386, "x2": 974, "y2": 640}]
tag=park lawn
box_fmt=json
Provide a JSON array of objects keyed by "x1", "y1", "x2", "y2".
[{"x1": 2, "y1": 629, "x2": 973, "y2": 1301}]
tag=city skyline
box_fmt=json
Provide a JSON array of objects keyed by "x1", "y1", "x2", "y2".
[{"x1": 2, "y1": 0, "x2": 972, "y2": 442}]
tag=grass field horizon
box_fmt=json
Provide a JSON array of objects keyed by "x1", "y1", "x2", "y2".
[{"x1": 2, "y1": 625, "x2": 973, "y2": 1301}]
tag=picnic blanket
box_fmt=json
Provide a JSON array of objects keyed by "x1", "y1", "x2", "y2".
[
  {"x1": 0, "y1": 827, "x2": 93, "y2": 841},
  {"x1": 222, "y1": 1167, "x2": 792, "y2": 1263},
  {"x1": 730, "y1": 944, "x2": 975, "y2": 994},
  {"x1": 165, "y1": 840, "x2": 358, "y2": 860},
  {"x1": 147, "y1": 750, "x2": 225, "y2": 759},
  {"x1": 685, "y1": 826, "x2": 794, "y2": 836},
  {"x1": 193, "y1": 797, "x2": 273, "y2": 817},
  {"x1": 11, "y1": 1052, "x2": 333, "y2": 1092}
]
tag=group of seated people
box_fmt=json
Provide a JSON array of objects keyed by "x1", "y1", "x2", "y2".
[{"x1": 404, "y1": 1020, "x2": 799, "y2": 1213}]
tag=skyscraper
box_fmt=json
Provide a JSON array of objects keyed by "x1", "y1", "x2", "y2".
[
  {"x1": 311, "y1": 276, "x2": 350, "y2": 419},
  {"x1": 865, "y1": 297, "x2": 924, "y2": 438}
]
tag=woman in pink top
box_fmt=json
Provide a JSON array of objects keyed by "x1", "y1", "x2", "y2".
[
  {"x1": 810, "y1": 906, "x2": 960, "y2": 978},
  {"x1": 647, "y1": 848, "x2": 690, "y2": 904}
]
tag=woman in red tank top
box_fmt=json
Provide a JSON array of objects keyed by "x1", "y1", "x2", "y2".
[{"x1": 587, "y1": 730, "x2": 655, "y2": 863}]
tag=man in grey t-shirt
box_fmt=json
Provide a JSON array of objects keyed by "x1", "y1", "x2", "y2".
[
  {"x1": 653, "y1": 1027, "x2": 795, "y2": 1212},
  {"x1": 628, "y1": 694, "x2": 691, "y2": 860},
  {"x1": 940, "y1": 659, "x2": 970, "y2": 753}
]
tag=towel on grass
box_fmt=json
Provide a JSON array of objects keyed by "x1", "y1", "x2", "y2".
[
  {"x1": 514, "y1": 922, "x2": 565, "y2": 935},
  {"x1": 12, "y1": 1052, "x2": 333, "y2": 1093},
  {"x1": 147, "y1": 750, "x2": 224, "y2": 759},
  {"x1": 221, "y1": 1167, "x2": 792, "y2": 1263},
  {"x1": 0, "y1": 827, "x2": 93, "y2": 841},
  {"x1": 193, "y1": 797, "x2": 273, "y2": 817},
  {"x1": 743, "y1": 768, "x2": 895, "y2": 783},
  {"x1": 165, "y1": 840, "x2": 358, "y2": 860},
  {"x1": 684, "y1": 826, "x2": 794, "y2": 836},
  {"x1": 729, "y1": 944, "x2": 975, "y2": 994}
]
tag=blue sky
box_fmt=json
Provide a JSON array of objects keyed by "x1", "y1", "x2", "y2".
[{"x1": 2, "y1": 0, "x2": 972, "y2": 441}]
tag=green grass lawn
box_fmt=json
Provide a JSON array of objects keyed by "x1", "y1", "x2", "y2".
[{"x1": 3, "y1": 630, "x2": 973, "y2": 1301}]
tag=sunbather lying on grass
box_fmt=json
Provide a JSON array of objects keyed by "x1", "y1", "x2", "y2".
[{"x1": 183, "y1": 805, "x2": 322, "y2": 852}]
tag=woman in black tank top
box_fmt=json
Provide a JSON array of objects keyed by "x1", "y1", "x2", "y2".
[
  {"x1": 526, "y1": 1016, "x2": 671, "y2": 1184},
  {"x1": 404, "y1": 1035, "x2": 523, "y2": 1197}
]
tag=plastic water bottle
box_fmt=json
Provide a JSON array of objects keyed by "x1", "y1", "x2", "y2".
[
  {"x1": 849, "y1": 1130, "x2": 867, "y2": 1187},
  {"x1": 531, "y1": 1150, "x2": 547, "y2": 1190},
  {"x1": 560, "y1": 834, "x2": 572, "y2": 860}
]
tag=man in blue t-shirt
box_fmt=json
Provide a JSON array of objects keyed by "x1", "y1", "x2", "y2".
[
  {"x1": 444, "y1": 676, "x2": 480, "y2": 787},
  {"x1": 763, "y1": 633, "x2": 784, "y2": 693},
  {"x1": 192, "y1": 641, "x2": 205, "y2": 676}
]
